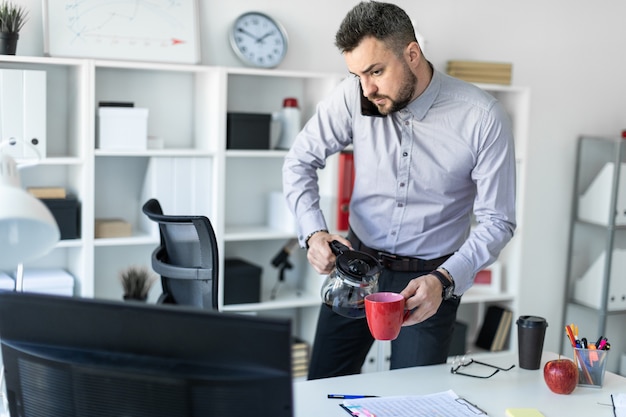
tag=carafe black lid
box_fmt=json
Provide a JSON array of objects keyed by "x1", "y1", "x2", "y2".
[
  {"x1": 336, "y1": 250, "x2": 382, "y2": 281},
  {"x1": 330, "y1": 240, "x2": 382, "y2": 283}
]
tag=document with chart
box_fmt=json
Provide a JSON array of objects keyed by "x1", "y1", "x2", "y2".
[{"x1": 341, "y1": 389, "x2": 487, "y2": 416}]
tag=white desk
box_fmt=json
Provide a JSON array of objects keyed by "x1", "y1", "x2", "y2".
[{"x1": 295, "y1": 352, "x2": 625, "y2": 416}]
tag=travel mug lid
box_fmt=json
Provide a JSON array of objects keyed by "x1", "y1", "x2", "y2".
[{"x1": 516, "y1": 315, "x2": 548, "y2": 328}]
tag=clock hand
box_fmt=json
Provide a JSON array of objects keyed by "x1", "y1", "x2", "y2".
[
  {"x1": 237, "y1": 27, "x2": 261, "y2": 41},
  {"x1": 256, "y1": 30, "x2": 276, "y2": 43}
]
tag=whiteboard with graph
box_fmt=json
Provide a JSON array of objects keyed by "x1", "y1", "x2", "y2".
[{"x1": 43, "y1": 0, "x2": 200, "y2": 64}]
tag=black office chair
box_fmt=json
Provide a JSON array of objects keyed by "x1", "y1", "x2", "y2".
[{"x1": 142, "y1": 198, "x2": 219, "y2": 310}]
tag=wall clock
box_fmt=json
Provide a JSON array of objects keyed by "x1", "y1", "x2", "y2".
[{"x1": 229, "y1": 11, "x2": 288, "y2": 68}]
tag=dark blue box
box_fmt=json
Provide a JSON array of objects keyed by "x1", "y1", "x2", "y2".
[
  {"x1": 41, "y1": 196, "x2": 80, "y2": 240},
  {"x1": 226, "y1": 113, "x2": 271, "y2": 150}
]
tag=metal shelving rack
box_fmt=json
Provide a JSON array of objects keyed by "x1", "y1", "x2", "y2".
[{"x1": 560, "y1": 134, "x2": 626, "y2": 368}]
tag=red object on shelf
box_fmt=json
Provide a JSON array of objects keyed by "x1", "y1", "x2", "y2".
[
  {"x1": 474, "y1": 269, "x2": 492, "y2": 285},
  {"x1": 621, "y1": 129, "x2": 626, "y2": 139},
  {"x1": 336, "y1": 151, "x2": 355, "y2": 231}
]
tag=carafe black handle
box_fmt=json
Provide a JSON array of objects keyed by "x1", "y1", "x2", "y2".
[{"x1": 329, "y1": 240, "x2": 350, "y2": 256}]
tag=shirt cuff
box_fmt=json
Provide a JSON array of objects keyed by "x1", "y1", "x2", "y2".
[
  {"x1": 297, "y1": 209, "x2": 328, "y2": 248},
  {"x1": 439, "y1": 255, "x2": 474, "y2": 295}
]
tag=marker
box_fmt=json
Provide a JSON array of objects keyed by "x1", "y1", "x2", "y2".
[
  {"x1": 328, "y1": 394, "x2": 379, "y2": 399},
  {"x1": 595, "y1": 335, "x2": 604, "y2": 347}
]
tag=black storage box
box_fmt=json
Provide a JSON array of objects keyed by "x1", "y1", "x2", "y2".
[
  {"x1": 226, "y1": 113, "x2": 271, "y2": 150},
  {"x1": 41, "y1": 196, "x2": 81, "y2": 240},
  {"x1": 224, "y1": 258, "x2": 262, "y2": 305}
]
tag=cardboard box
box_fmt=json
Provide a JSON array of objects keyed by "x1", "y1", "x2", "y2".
[
  {"x1": 95, "y1": 219, "x2": 132, "y2": 238},
  {"x1": 97, "y1": 107, "x2": 149, "y2": 150},
  {"x1": 226, "y1": 113, "x2": 271, "y2": 150},
  {"x1": 224, "y1": 258, "x2": 262, "y2": 304}
]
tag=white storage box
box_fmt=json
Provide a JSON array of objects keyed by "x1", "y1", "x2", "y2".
[
  {"x1": 12, "y1": 269, "x2": 75, "y2": 296},
  {"x1": 97, "y1": 107, "x2": 149, "y2": 150},
  {"x1": 267, "y1": 191, "x2": 297, "y2": 234},
  {"x1": 574, "y1": 250, "x2": 626, "y2": 311},
  {"x1": 578, "y1": 162, "x2": 626, "y2": 226}
]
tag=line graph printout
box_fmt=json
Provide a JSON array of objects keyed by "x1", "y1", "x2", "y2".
[{"x1": 44, "y1": 0, "x2": 200, "y2": 63}]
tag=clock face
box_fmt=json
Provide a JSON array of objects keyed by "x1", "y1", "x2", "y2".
[{"x1": 229, "y1": 12, "x2": 288, "y2": 68}]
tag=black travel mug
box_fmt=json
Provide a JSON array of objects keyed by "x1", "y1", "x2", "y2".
[{"x1": 516, "y1": 315, "x2": 548, "y2": 370}]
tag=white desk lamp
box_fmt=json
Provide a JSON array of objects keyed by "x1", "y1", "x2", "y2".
[{"x1": 0, "y1": 150, "x2": 60, "y2": 291}]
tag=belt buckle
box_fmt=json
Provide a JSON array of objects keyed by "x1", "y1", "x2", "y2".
[
  {"x1": 377, "y1": 251, "x2": 398, "y2": 262},
  {"x1": 377, "y1": 251, "x2": 400, "y2": 269}
]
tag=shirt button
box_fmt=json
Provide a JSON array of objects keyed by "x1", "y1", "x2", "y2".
[
  {"x1": 399, "y1": 182, "x2": 405, "y2": 187},
  {"x1": 391, "y1": 231, "x2": 396, "y2": 236},
  {"x1": 402, "y1": 152, "x2": 408, "y2": 157},
  {"x1": 397, "y1": 203, "x2": 404, "y2": 207}
]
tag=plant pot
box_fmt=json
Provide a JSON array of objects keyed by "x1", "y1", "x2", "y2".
[{"x1": 0, "y1": 32, "x2": 19, "y2": 55}]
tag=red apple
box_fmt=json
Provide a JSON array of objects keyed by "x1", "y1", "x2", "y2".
[{"x1": 543, "y1": 358, "x2": 578, "y2": 394}]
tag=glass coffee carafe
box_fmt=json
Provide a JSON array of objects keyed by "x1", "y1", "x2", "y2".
[{"x1": 320, "y1": 240, "x2": 382, "y2": 318}]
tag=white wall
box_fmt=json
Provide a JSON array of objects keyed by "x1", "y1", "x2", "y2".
[{"x1": 14, "y1": 0, "x2": 626, "y2": 355}]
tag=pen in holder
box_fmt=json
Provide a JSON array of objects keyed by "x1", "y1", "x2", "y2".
[{"x1": 573, "y1": 347, "x2": 609, "y2": 388}]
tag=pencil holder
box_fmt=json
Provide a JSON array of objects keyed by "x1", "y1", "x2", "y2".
[{"x1": 573, "y1": 347, "x2": 609, "y2": 387}]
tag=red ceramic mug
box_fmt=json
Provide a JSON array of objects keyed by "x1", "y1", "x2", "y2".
[{"x1": 364, "y1": 292, "x2": 409, "y2": 340}]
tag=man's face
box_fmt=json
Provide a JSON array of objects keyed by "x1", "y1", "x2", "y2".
[{"x1": 344, "y1": 37, "x2": 416, "y2": 115}]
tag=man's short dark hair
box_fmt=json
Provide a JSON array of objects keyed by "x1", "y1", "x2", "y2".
[{"x1": 335, "y1": 1, "x2": 418, "y2": 57}]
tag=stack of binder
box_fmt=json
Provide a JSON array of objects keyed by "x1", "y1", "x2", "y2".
[
  {"x1": 475, "y1": 305, "x2": 513, "y2": 352},
  {"x1": 292, "y1": 338, "x2": 309, "y2": 378},
  {"x1": 446, "y1": 60, "x2": 512, "y2": 85}
]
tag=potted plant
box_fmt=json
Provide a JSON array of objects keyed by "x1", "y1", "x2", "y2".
[{"x1": 0, "y1": 0, "x2": 28, "y2": 55}]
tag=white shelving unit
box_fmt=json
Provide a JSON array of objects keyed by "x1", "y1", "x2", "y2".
[
  {"x1": 0, "y1": 56, "x2": 529, "y2": 354},
  {"x1": 561, "y1": 135, "x2": 626, "y2": 373}
]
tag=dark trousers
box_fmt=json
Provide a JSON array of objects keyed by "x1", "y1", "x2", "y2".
[{"x1": 307, "y1": 267, "x2": 461, "y2": 380}]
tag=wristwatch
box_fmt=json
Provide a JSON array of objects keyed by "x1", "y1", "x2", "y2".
[{"x1": 431, "y1": 270, "x2": 456, "y2": 300}]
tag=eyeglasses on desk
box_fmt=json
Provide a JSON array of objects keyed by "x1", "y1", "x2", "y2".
[{"x1": 450, "y1": 355, "x2": 516, "y2": 379}]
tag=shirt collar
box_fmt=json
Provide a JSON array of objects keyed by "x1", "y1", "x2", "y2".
[{"x1": 404, "y1": 65, "x2": 441, "y2": 121}]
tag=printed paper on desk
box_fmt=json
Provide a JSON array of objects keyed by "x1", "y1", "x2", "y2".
[
  {"x1": 342, "y1": 389, "x2": 487, "y2": 416},
  {"x1": 613, "y1": 393, "x2": 626, "y2": 417}
]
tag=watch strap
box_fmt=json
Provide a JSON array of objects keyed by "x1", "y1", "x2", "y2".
[{"x1": 430, "y1": 269, "x2": 456, "y2": 300}]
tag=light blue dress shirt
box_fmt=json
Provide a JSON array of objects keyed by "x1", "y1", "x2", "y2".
[{"x1": 283, "y1": 69, "x2": 516, "y2": 294}]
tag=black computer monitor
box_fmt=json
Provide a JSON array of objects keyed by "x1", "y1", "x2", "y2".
[{"x1": 0, "y1": 291, "x2": 293, "y2": 417}]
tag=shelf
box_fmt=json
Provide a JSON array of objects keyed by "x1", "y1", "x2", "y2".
[
  {"x1": 95, "y1": 149, "x2": 215, "y2": 157},
  {"x1": 36, "y1": 157, "x2": 83, "y2": 166},
  {"x1": 94, "y1": 235, "x2": 158, "y2": 247},
  {"x1": 56, "y1": 239, "x2": 83, "y2": 248},
  {"x1": 221, "y1": 289, "x2": 320, "y2": 312},
  {"x1": 224, "y1": 225, "x2": 295, "y2": 241},
  {"x1": 226, "y1": 150, "x2": 288, "y2": 158},
  {"x1": 567, "y1": 299, "x2": 626, "y2": 315},
  {"x1": 460, "y1": 288, "x2": 515, "y2": 304}
]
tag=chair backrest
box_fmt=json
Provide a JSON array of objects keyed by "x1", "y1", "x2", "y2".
[{"x1": 141, "y1": 199, "x2": 219, "y2": 310}]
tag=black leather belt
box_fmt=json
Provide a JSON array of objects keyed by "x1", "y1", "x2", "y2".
[{"x1": 348, "y1": 230, "x2": 452, "y2": 272}]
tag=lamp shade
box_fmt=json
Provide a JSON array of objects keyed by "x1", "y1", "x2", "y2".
[{"x1": 0, "y1": 154, "x2": 60, "y2": 270}]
